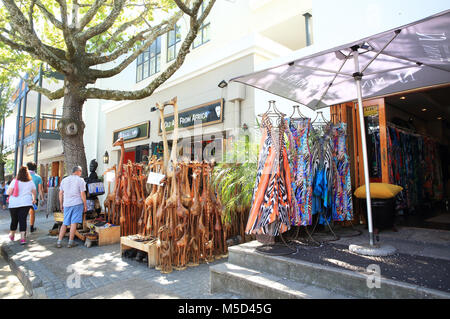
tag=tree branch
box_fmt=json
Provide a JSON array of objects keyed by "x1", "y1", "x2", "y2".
[
  {"x1": 86, "y1": 10, "x2": 182, "y2": 69},
  {"x1": 54, "y1": 0, "x2": 77, "y2": 58},
  {"x1": 35, "y1": 0, "x2": 64, "y2": 29},
  {"x1": 0, "y1": 65, "x2": 64, "y2": 100},
  {"x1": 91, "y1": 6, "x2": 152, "y2": 56},
  {"x1": 81, "y1": 0, "x2": 216, "y2": 100},
  {"x1": 76, "y1": 0, "x2": 107, "y2": 32},
  {"x1": 173, "y1": 0, "x2": 192, "y2": 16},
  {"x1": 76, "y1": 0, "x2": 126, "y2": 43},
  {"x1": 1, "y1": 0, "x2": 72, "y2": 73}
]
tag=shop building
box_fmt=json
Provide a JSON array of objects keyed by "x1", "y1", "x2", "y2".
[
  {"x1": 2, "y1": 68, "x2": 103, "y2": 189},
  {"x1": 231, "y1": 0, "x2": 450, "y2": 232},
  {"x1": 96, "y1": 0, "x2": 314, "y2": 174}
]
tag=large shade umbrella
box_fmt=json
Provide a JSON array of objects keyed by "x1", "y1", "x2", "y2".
[{"x1": 231, "y1": 9, "x2": 450, "y2": 247}]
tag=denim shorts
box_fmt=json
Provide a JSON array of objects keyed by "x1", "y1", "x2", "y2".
[{"x1": 63, "y1": 204, "x2": 84, "y2": 226}]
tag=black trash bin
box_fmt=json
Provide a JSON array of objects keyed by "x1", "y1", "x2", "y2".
[{"x1": 362, "y1": 198, "x2": 395, "y2": 231}]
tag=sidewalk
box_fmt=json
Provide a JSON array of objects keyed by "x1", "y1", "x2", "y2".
[
  {"x1": 2, "y1": 207, "x2": 450, "y2": 299},
  {"x1": 0, "y1": 254, "x2": 29, "y2": 299},
  {"x1": 0, "y1": 208, "x2": 239, "y2": 299}
]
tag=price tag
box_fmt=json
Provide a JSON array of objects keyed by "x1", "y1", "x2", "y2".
[
  {"x1": 147, "y1": 172, "x2": 166, "y2": 186},
  {"x1": 105, "y1": 171, "x2": 115, "y2": 182}
]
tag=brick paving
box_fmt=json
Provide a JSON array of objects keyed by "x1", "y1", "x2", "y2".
[{"x1": 0, "y1": 208, "x2": 240, "y2": 299}]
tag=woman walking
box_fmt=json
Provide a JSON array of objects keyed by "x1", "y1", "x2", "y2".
[{"x1": 6, "y1": 166, "x2": 37, "y2": 245}]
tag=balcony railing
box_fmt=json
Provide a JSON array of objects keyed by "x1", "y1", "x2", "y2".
[
  {"x1": 2, "y1": 114, "x2": 62, "y2": 152},
  {"x1": 18, "y1": 113, "x2": 61, "y2": 140}
]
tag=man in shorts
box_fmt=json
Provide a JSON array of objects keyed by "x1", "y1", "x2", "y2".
[
  {"x1": 26, "y1": 162, "x2": 44, "y2": 232},
  {"x1": 56, "y1": 166, "x2": 87, "y2": 248}
]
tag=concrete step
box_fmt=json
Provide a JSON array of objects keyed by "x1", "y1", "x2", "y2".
[
  {"x1": 210, "y1": 262, "x2": 354, "y2": 299},
  {"x1": 226, "y1": 241, "x2": 450, "y2": 299}
]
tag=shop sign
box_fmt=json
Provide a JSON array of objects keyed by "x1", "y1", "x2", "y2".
[
  {"x1": 113, "y1": 121, "x2": 150, "y2": 144},
  {"x1": 26, "y1": 141, "x2": 41, "y2": 156},
  {"x1": 118, "y1": 127, "x2": 139, "y2": 140},
  {"x1": 364, "y1": 105, "x2": 379, "y2": 117},
  {"x1": 160, "y1": 99, "x2": 224, "y2": 133}
]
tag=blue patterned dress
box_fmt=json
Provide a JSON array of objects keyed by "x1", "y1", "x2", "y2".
[
  {"x1": 331, "y1": 123, "x2": 353, "y2": 221},
  {"x1": 285, "y1": 118, "x2": 313, "y2": 226}
]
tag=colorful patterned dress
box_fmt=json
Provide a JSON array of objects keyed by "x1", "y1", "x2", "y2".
[
  {"x1": 284, "y1": 118, "x2": 313, "y2": 226},
  {"x1": 331, "y1": 123, "x2": 353, "y2": 221},
  {"x1": 246, "y1": 114, "x2": 294, "y2": 236},
  {"x1": 310, "y1": 123, "x2": 333, "y2": 224}
]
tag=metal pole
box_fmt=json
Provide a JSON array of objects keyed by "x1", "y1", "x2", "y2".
[
  {"x1": 34, "y1": 65, "x2": 43, "y2": 164},
  {"x1": 303, "y1": 13, "x2": 312, "y2": 47},
  {"x1": 352, "y1": 47, "x2": 375, "y2": 247},
  {"x1": 13, "y1": 96, "x2": 22, "y2": 175},
  {"x1": 19, "y1": 84, "x2": 28, "y2": 168}
]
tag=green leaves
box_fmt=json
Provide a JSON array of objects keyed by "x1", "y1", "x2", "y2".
[{"x1": 211, "y1": 136, "x2": 259, "y2": 224}]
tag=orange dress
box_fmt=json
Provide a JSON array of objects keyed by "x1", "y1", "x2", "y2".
[{"x1": 246, "y1": 115, "x2": 293, "y2": 236}]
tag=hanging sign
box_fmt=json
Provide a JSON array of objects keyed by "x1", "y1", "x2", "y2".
[
  {"x1": 159, "y1": 99, "x2": 224, "y2": 134},
  {"x1": 147, "y1": 172, "x2": 166, "y2": 186},
  {"x1": 113, "y1": 121, "x2": 150, "y2": 145},
  {"x1": 364, "y1": 105, "x2": 379, "y2": 117},
  {"x1": 119, "y1": 127, "x2": 140, "y2": 140},
  {"x1": 26, "y1": 141, "x2": 41, "y2": 156}
]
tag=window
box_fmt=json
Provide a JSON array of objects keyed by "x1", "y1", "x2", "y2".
[
  {"x1": 167, "y1": 24, "x2": 181, "y2": 62},
  {"x1": 193, "y1": 2, "x2": 210, "y2": 48},
  {"x1": 136, "y1": 36, "x2": 161, "y2": 82}
]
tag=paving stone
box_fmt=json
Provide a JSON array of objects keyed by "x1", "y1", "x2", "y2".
[{"x1": 0, "y1": 210, "x2": 238, "y2": 299}]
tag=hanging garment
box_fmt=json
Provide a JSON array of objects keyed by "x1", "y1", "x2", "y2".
[
  {"x1": 386, "y1": 126, "x2": 445, "y2": 213},
  {"x1": 310, "y1": 123, "x2": 333, "y2": 224},
  {"x1": 246, "y1": 115, "x2": 293, "y2": 236},
  {"x1": 331, "y1": 123, "x2": 353, "y2": 221},
  {"x1": 284, "y1": 118, "x2": 313, "y2": 226}
]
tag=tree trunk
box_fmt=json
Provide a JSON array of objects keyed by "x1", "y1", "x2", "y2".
[
  {"x1": 58, "y1": 80, "x2": 88, "y2": 178},
  {"x1": 0, "y1": 162, "x2": 5, "y2": 183}
]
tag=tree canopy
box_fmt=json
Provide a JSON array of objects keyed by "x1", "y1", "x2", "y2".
[
  {"x1": 0, "y1": 0, "x2": 215, "y2": 101},
  {"x1": 0, "y1": 0, "x2": 216, "y2": 175}
]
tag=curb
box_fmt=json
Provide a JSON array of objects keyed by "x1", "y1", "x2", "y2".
[
  {"x1": 228, "y1": 241, "x2": 450, "y2": 299},
  {"x1": 1, "y1": 243, "x2": 48, "y2": 299}
]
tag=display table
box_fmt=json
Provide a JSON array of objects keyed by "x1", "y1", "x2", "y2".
[
  {"x1": 120, "y1": 236, "x2": 157, "y2": 268},
  {"x1": 86, "y1": 220, "x2": 120, "y2": 246}
]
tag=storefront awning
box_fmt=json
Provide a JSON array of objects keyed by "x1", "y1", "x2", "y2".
[{"x1": 231, "y1": 9, "x2": 450, "y2": 110}]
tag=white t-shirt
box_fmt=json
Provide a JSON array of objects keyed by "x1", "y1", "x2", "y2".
[
  {"x1": 8, "y1": 179, "x2": 36, "y2": 208},
  {"x1": 60, "y1": 175, "x2": 86, "y2": 207}
]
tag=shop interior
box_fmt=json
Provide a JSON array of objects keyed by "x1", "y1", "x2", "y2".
[{"x1": 366, "y1": 86, "x2": 450, "y2": 230}]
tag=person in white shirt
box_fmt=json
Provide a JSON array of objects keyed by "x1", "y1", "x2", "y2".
[
  {"x1": 56, "y1": 166, "x2": 87, "y2": 248},
  {"x1": 7, "y1": 166, "x2": 37, "y2": 245}
]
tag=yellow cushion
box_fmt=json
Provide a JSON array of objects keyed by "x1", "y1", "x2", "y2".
[{"x1": 354, "y1": 183, "x2": 403, "y2": 199}]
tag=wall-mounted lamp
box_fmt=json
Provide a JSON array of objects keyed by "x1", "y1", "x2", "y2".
[
  {"x1": 242, "y1": 123, "x2": 248, "y2": 131},
  {"x1": 218, "y1": 80, "x2": 228, "y2": 88},
  {"x1": 103, "y1": 151, "x2": 109, "y2": 164}
]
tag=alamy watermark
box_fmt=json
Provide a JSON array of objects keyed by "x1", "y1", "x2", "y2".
[
  {"x1": 366, "y1": 264, "x2": 381, "y2": 289},
  {"x1": 66, "y1": 265, "x2": 81, "y2": 289}
]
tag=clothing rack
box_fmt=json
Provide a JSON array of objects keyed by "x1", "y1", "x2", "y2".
[{"x1": 386, "y1": 121, "x2": 440, "y2": 143}]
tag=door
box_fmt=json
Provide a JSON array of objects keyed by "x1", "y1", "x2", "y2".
[{"x1": 124, "y1": 150, "x2": 136, "y2": 164}]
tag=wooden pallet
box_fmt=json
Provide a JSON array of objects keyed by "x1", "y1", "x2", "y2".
[
  {"x1": 74, "y1": 230, "x2": 99, "y2": 247},
  {"x1": 120, "y1": 236, "x2": 158, "y2": 268},
  {"x1": 86, "y1": 221, "x2": 120, "y2": 246}
]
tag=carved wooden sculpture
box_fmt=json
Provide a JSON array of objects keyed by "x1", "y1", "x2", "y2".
[
  {"x1": 174, "y1": 164, "x2": 190, "y2": 270},
  {"x1": 202, "y1": 162, "x2": 215, "y2": 262},
  {"x1": 102, "y1": 165, "x2": 116, "y2": 223},
  {"x1": 187, "y1": 162, "x2": 202, "y2": 266},
  {"x1": 180, "y1": 161, "x2": 192, "y2": 209}
]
